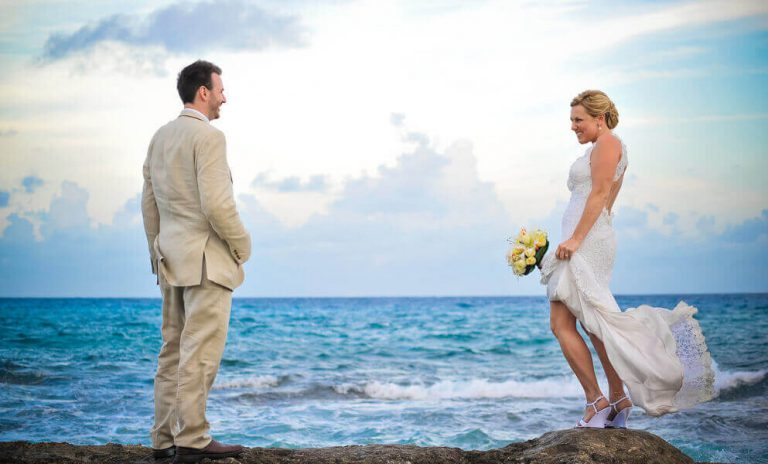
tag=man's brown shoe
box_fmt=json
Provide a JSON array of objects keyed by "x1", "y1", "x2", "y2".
[
  {"x1": 152, "y1": 446, "x2": 175, "y2": 460},
  {"x1": 174, "y1": 439, "x2": 245, "y2": 463}
]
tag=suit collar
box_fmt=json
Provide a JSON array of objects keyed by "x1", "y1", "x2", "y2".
[{"x1": 179, "y1": 107, "x2": 209, "y2": 123}]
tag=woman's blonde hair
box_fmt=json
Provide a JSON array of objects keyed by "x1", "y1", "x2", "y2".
[{"x1": 571, "y1": 90, "x2": 619, "y2": 129}]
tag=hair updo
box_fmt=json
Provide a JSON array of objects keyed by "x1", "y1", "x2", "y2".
[{"x1": 570, "y1": 90, "x2": 619, "y2": 129}]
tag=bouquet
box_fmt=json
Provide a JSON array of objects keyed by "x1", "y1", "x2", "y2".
[{"x1": 507, "y1": 228, "x2": 549, "y2": 276}]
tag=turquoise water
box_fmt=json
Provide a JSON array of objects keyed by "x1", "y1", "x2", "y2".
[{"x1": 0, "y1": 295, "x2": 766, "y2": 462}]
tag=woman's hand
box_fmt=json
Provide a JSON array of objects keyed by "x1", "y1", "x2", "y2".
[{"x1": 556, "y1": 237, "x2": 581, "y2": 260}]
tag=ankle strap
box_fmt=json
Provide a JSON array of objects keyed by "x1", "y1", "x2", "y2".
[
  {"x1": 609, "y1": 396, "x2": 628, "y2": 412},
  {"x1": 585, "y1": 395, "x2": 606, "y2": 413}
]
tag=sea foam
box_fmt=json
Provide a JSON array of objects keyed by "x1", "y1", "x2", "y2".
[
  {"x1": 213, "y1": 374, "x2": 281, "y2": 390},
  {"x1": 337, "y1": 377, "x2": 585, "y2": 400},
  {"x1": 713, "y1": 366, "x2": 767, "y2": 395}
]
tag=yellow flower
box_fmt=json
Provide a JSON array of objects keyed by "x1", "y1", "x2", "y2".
[
  {"x1": 526, "y1": 256, "x2": 537, "y2": 265},
  {"x1": 525, "y1": 247, "x2": 536, "y2": 258},
  {"x1": 521, "y1": 233, "x2": 533, "y2": 247},
  {"x1": 533, "y1": 229, "x2": 548, "y2": 248},
  {"x1": 513, "y1": 259, "x2": 527, "y2": 275},
  {"x1": 512, "y1": 245, "x2": 525, "y2": 256}
]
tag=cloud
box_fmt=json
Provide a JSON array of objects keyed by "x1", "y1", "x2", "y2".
[
  {"x1": 0, "y1": 182, "x2": 156, "y2": 297},
  {"x1": 0, "y1": 141, "x2": 766, "y2": 297},
  {"x1": 596, "y1": 0, "x2": 768, "y2": 51},
  {"x1": 721, "y1": 209, "x2": 768, "y2": 243},
  {"x1": 21, "y1": 176, "x2": 44, "y2": 194},
  {"x1": 112, "y1": 193, "x2": 143, "y2": 229},
  {"x1": 332, "y1": 143, "x2": 450, "y2": 216},
  {"x1": 0, "y1": 191, "x2": 9, "y2": 208},
  {"x1": 663, "y1": 212, "x2": 679, "y2": 226},
  {"x1": 696, "y1": 215, "x2": 716, "y2": 235},
  {"x1": 1, "y1": 214, "x2": 34, "y2": 245},
  {"x1": 390, "y1": 113, "x2": 406, "y2": 127},
  {"x1": 611, "y1": 206, "x2": 768, "y2": 295},
  {"x1": 42, "y1": 0, "x2": 306, "y2": 61},
  {"x1": 251, "y1": 173, "x2": 329, "y2": 193},
  {"x1": 0, "y1": 133, "x2": 518, "y2": 297},
  {"x1": 40, "y1": 181, "x2": 91, "y2": 238},
  {"x1": 235, "y1": 132, "x2": 515, "y2": 296},
  {"x1": 0, "y1": 129, "x2": 18, "y2": 137}
]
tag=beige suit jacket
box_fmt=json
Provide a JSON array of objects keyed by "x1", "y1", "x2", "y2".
[{"x1": 141, "y1": 109, "x2": 251, "y2": 290}]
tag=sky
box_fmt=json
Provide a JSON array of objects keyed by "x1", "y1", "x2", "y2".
[{"x1": 0, "y1": 0, "x2": 766, "y2": 297}]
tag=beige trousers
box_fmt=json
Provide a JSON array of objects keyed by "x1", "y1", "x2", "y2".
[{"x1": 151, "y1": 260, "x2": 233, "y2": 449}]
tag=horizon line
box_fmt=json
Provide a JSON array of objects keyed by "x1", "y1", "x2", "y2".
[{"x1": 1, "y1": 291, "x2": 766, "y2": 300}]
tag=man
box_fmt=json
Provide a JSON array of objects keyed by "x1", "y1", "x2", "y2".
[{"x1": 142, "y1": 60, "x2": 251, "y2": 463}]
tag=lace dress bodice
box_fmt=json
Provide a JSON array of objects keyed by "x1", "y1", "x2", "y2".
[
  {"x1": 567, "y1": 139, "x2": 628, "y2": 193},
  {"x1": 562, "y1": 138, "x2": 628, "y2": 239}
]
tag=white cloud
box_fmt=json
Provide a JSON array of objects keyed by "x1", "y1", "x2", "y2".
[
  {"x1": 0, "y1": 0, "x2": 766, "y2": 267},
  {"x1": 1, "y1": 149, "x2": 766, "y2": 296},
  {"x1": 40, "y1": 181, "x2": 91, "y2": 237},
  {"x1": 251, "y1": 172, "x2": 330, "y2": 193},
  {"x1": 40, "y1": 0, "x2": 306, "y2": 61},
  {"x1": 589, "y1": 0, "x2": 768, "y2": 51}
]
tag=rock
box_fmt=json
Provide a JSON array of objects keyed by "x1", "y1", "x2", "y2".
[
  {"x1": 466, "y1": 428, "x2": 696, "y2": 464},
  {"x1": 0, "y1": 429, "x2": 711, "y2": 464}
]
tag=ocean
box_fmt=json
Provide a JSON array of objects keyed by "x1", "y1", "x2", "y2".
[{"x1": 0, "y1": 294, "x2": 766, "y2": 462}]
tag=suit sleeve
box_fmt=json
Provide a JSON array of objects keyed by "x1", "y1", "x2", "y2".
[
  {"x1": 141, "y1": 138, "x2": 160, "y2": 275},
  {"x1": 195, "y1": 129, "x2": 252, "y2": 264}
]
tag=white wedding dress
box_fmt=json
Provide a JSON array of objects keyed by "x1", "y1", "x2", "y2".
[{"x1": 539, "y1": 138, "x2": 715, "y2": 416}]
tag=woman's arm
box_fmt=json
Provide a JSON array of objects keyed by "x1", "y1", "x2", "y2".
[{"x1": 555, "y1": 136, "x2": 621, "y2": 260}]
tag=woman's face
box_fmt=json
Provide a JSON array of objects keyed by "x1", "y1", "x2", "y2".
[{"x1": 570, "y1": 104, "x2": 600, "y2": 144}]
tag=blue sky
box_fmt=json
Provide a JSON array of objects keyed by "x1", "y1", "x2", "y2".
[{"x1": 0, "y1": 0, "x2": 766, "y2": 297}]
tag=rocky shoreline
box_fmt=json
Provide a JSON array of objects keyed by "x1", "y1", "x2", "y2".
[{"x1": 0, "y1": 428, "x2": 718, "y2": 464}]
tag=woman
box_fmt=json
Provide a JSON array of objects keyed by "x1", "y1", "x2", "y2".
[{"x1": 539, "y1": 90, "x2": 715, "y2": 428}]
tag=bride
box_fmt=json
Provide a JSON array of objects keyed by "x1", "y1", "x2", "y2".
[{"x1": 539, "y1": 90, "x2": 715, "y2": 428}]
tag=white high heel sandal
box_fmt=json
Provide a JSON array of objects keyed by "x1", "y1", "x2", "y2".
[
  {"x1": 605, "y1": 396, "x2": 632, "y2": 429},
  {"x1": 576, "y1": 395, "x2": 611, "y2": 428}
]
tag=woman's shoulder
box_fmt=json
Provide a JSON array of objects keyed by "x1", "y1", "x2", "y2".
[
  {"x1": 589, "y1": 134, "x2": 623, "y2": 169},
  {"x1": 596, "y1": 133, "x2": 623, "y2": 151}
]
